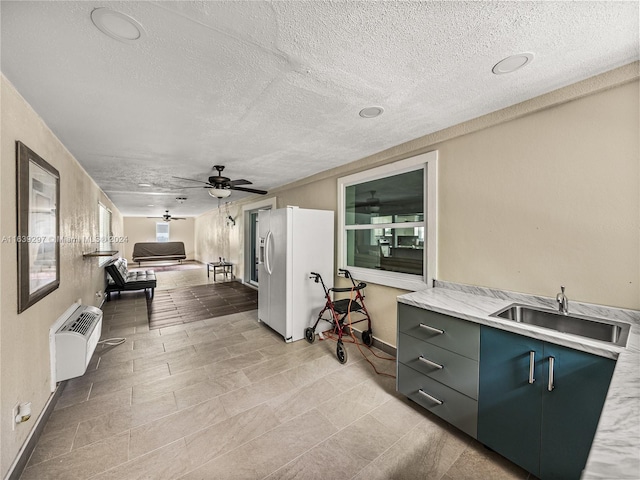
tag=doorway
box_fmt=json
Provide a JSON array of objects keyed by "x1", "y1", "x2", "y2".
[
  {"x1": 242, "y1": 197, "x2": 276, "y2": 288},
  {"x1": 249, "y1": 211, "x2": 259, "y2": 286}
]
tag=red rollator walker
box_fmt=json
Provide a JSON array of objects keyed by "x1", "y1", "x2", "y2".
[{"x1": 305, "y1": 269, "x2": 373, "y2": 364}]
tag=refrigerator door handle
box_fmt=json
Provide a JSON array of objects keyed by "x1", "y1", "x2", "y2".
[{"x1": 264, "y1": 230, "x2": 273, "y2": 275}]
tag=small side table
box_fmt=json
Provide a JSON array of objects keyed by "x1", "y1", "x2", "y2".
[{"x1": 207, "y1": 262, "x2": 234, "y2": 280}]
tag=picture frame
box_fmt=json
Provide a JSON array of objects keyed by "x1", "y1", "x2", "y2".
[{"x1": 16, "y1": 141, "x2": 60, "y2": 313}]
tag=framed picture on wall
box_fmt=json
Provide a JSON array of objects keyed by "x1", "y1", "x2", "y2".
[{"x1": 16, "y1": 141, "x2": 60, "y2": 313}]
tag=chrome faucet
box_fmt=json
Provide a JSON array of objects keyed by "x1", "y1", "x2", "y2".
[{"x1": 556, "y1": 285, "x2": 569, "y2": 314}]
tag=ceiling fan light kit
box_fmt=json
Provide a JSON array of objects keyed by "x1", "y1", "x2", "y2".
[
  {"x1": 147, "y1": 210, "x2": 186, "y2": 222},
  {"x1": 208, "y1": 188, "x2": 231, "y2": 198},
  {"x1": 173, "y1": 165, "x2": 268, "y2": 201}
]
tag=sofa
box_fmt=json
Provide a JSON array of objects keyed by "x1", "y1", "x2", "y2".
[
  {"x1": 105, "y1": 258, "x2": 157, "y2": 301},
  {"x1": 132, "y1": 241, "x2": 186, "y2": 266}
]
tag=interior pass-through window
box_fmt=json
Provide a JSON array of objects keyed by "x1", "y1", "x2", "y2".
[{"x1": 337, "y1": 151, "x2": 438, "y2": 291}]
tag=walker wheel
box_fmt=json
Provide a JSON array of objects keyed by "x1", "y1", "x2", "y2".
[
  {"x1": 304, "y1": 327, "x2": 315, "y2": 344},
  {"x1": 362, "y1": 329, "x2": 373, "y2": 347},
  {"x1": 336, "y1": 341, "x2": 348, "y2": 364}
]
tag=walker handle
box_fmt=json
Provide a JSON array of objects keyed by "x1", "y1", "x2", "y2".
[{"x1": 338, "y1": 269, "x2": 351, "y2": 278}]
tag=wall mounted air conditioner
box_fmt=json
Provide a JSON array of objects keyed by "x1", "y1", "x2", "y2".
[{"x1": 52, "y1": 304, "x2": 102, "y2": 383}]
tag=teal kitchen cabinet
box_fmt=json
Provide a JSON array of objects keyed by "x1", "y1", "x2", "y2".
[
  {"x1": 478, "y1": 327, "x2": 542, "y2": 475},
  {"x1": 478, "y1": 325, "x2": 616, "y2": 480},
  {"x1": 397, "y1": 303, "x2": 480, "y2": 438}
]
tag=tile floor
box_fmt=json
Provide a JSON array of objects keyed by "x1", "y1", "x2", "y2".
[{"x1": 21, "y1": 267, "x2": 534, "y2": 480}]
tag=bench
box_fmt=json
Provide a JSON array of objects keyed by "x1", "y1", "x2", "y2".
[
  {"x1": 132, "y1": 241, "x2": 186, "y2": 266},
  {"x1": 105, "y1": 258, "x2": 157, "y2": 301}
]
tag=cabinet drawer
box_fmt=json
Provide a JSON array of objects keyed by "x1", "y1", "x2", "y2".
[
  {"x1": 397, "y1": 363, "x2": 477, "y2": 438},
  {"x1": 398, "y1": 303, "x2": 479, "y2": 359},
  {"x1": 398, "y1": 333, "x2": 478, "y2": 399}
]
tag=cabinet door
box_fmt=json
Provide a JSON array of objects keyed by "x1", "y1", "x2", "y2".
[
  {"x1": 539, "y1": 343, "x2": 616, "y2": 480},
  {"x1": 478, "y1": 326, "x2": 543, "y2": 477}
]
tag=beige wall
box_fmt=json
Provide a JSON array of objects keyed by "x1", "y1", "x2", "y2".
[
  {"x1": 194, "y1": 204, "x2": 243, "y2": 267},
  {"x1": 437, "y1": 80, "x2": 639, "y2": 307},
  {"x1": 0, "y1": 76, "x2": 123, "y2": 478},
  {"x1": 195, "y1": 65, "x2": 639, "y2": 348},
  {"x1": 122, "y1": 217, "x2": 195, "y2": 262}
]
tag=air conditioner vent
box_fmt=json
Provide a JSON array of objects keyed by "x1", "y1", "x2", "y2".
[
  {"x1": 64, "y1": 311, "x2": 100, "y2": 335},
  {"x1": 53, "y1": 305, "x2": 103, "y2": 382}
]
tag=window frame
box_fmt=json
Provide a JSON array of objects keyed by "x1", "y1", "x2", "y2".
[
  {"x1": 337, "y1": 150, "x2": 438, "y2": 291},
  {"x1": 98, "y1": 202, "x2": 112, "y2": 267},
  {"x1": 156, "y1": 222, "x2": 170, "y2": 243}
]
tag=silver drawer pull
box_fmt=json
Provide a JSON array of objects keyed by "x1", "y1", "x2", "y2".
[
  {"x1": 529, "y1": 351, "x2": 536, "y2": 384},
  {"x1": 418, "y1": 323, "x2": 444, "y2": 335},
  {"x1": 548, "y1": 356, "x2": 555, "y2": 392},
  {"x1": 418, "y1": 389, "x2": 443, "y2": 405},
  {"x1": 418, "y1": 356, "x2": 443, "y2": 369}
]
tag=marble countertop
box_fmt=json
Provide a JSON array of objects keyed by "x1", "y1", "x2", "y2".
[{"x1": 397, "y1": 281, "x2": 640, "y2": 479}]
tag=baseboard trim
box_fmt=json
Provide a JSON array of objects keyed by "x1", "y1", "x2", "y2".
[
  {"x1": 5, "y1": 381, "x2": 66, "y2": 480},
  {"x1": 350, "y1": 328, "x2": 397, "y2": 357},
  {"x1": 242, "y1": 281, "x2": 258, "y2": 292}
]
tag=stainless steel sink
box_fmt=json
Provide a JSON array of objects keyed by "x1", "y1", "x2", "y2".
[{"x1": 490, "y1": 303, "x2": 630, "y2": 347}]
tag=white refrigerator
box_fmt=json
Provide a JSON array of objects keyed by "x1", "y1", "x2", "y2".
[{"x1": 258, "y1": 207, "x2": 334, "y2": 342}]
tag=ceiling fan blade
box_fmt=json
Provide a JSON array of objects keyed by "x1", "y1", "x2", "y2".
[
  {"x1": 171, "y1": 176, "x2": 211, "y2": 185},
  {"x1": 171, "y1": 168, "x2": 262, "y2": 195},
  {"x1": 229, "y1": 179, "x2": 252, "y2": 186},
  {"x1": 354, "y1": 202, "x2": 381, "y2": 208},
  {"x1": 231, "y1": 186, "x2": 268, "y2": 195}
]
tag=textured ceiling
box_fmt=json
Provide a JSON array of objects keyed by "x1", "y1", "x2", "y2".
[{"x1": 2, "y1": 1, "x2": 638, "y2": 216}]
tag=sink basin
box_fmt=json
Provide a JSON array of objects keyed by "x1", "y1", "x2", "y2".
[{"x1": 490, "y1": 303, "x2": 630, "y2": 347}]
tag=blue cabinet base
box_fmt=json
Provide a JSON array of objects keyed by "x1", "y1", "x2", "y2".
[{"x1": 478, "y1": 326, "x2": 615, "y2": 480}]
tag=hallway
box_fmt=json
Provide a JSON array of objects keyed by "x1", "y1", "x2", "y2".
[{"x1": 21, "y1": 269, "x2": 531, "y2": 479}]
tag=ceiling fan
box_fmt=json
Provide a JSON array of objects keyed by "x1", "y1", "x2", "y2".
[
  {"x1": 147, "y1": 210, "x2": 186, "y2": 222},
  {"x1": 354, "y1": 191, "x2": 381, "y2": 212},
  {"x1": 173, "y1": 165, "x2": 268, "y2": 198}
]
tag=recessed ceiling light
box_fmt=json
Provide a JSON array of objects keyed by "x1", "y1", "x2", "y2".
[
  {"x1": 492, "y1": 53, "x2": 534, "y2": 75},
  {"x1": 147, "y1": 204, "x2": 154, "y2": 207},
  {"x1": 359, "y1": 106, "x2": 384, "y2": 118},
  {"x1": 91, "y1": 8, "x2": 144, "y2": 43},
  {"x1": 138, "y1": 183, "x2": 151, "y2": 187}
]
